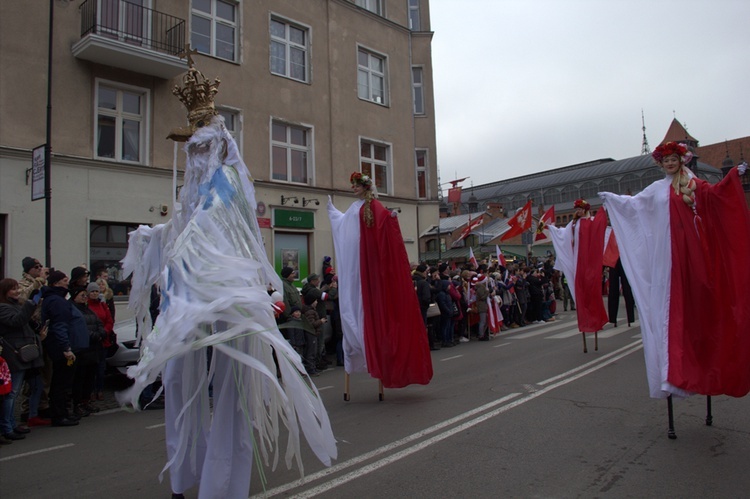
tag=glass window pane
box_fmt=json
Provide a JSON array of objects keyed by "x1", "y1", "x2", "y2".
[
  {"x1": 218, "y1": 109, "x2": 235, "y2": 132},
  {"x1": 272, "y1": 146, "x2": 287, "y2": 180},
  {"x1": 216, "y1": 0, "x2": 235, "y2": 22},
  {"x1": 372, "y1": 76, "x2": 384, "y2": 102},
  {"x1": 90, "y1": 224, "x2": 108, "y2": 243},
  {"x1": 417, "y1": 170, "x2": 426, "y2": 198},
  {"x1": 416, "y1": 150, "x2": 426, "y2": 167},
  {"x1": 361, "y1": 142, "x2": 371, "y2": 158},
  {"x1": 97, "y1": 115, "x2": 116, "y2": 158},
  {"x1": 289, "y1": 126, "x2": 306, "y2": 146},
  {"x1": 272, "y1": 122, "x2": 287, "y2": 142},
  {"x1": 289, "y1": 26, "x2": 305, "y2": 45},
  {"x1": 358, "y1": 50, "x2": 368, "y2": 67},
  {"x1": 414, "y1": 87, "x2": 423, "y2": 114},
  {"x1": 374, "y1": 144, "x2": 386, "y2": 161},
  {"x1": 122, "y1": 119, "x2": 140, "y2": 161},
  {"x1": 291, "y1": 150, "x2": 307, "y2": 183},
  {"x1": 193, "y1": 0, "x2": 211, "y2": 14},
  {"x1": 357, "y1": 70, "x2": 369, "y2": 99},
  {"x1": 98, "y1": 87, "x2": 117, "y2": 110},
  {"x1": 110, "y1": 224, "x2": 127, "y2": 243},
  {"x1": 270, "y1": 19, "x2": 285, "y2": 38},
  {"x1": 361, "y1": 162, "x2": 372, "y2": 178},
  {"x1": 216, "y1": 24, "x2": 235, "y2": 60},
  {"x1": 122, "y1": 91, "x2": 140, "y2": 115},
  {"x1": 290, "y1": 47, "x2": 305, "y2": 80},
  {"x1": 375, "y1": 164, "x2": 387, "y2": 189},
  {"x1": 191, "y1": 16, "x2": 211, "y2": 54},
  {"x1": 412, "y1": 67, "x2": 422, "y2": 84},
  {"x1": 371, "y1": 55, "x2": 383, "y2": 73},
  {"x1": 270, "y1": 41, "x2": 286, "y2": 75}
]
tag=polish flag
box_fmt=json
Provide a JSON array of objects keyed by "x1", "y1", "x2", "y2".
[
  {"x1": 468, "y1": 246, "x2": 478, "y2": 268},
  {"x1": 453, "y1": 215, "x2": 484, "y2": 247},
  {"x1": 495, "y1": 245, "x2": 506, "y2": 267}
]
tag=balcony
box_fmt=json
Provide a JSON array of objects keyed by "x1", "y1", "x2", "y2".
[{"x1": 72, "y1": 0, "x2": 187, "y2": 80}]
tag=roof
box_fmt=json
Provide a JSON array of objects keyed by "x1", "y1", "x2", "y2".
[
  {"x1": 420, "y1": 244, "x2": 552, "y2": 263},
  {"x1": 661, "y1": 118, "x2": 698, "y2": 145},
  {"x1": 696, "y1": 137, "x2": 750, "y2": 170}
]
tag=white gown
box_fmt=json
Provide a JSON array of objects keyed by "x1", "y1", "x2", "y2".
[{"x1": 119, "y1": 118, "x2": 336, "y2": 497}]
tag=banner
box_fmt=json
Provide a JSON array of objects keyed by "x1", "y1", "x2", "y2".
[
  {"x1": 31, "y1": 144, "x2": 46, "y2": 202},
  {"x1": 533, "y1": 206, "x2": 555, "y2": 244},
  {"x1": 501, "y1": 200, "x2": 532, "y2": 241},
  {"x1": 447, "y1": 186, "x2": 462, "y2": 204}
]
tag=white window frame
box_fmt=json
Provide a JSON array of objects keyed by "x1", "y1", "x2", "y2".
[
  {"x1": 412, "y1": 66, "x2": 424, "y2": 115},
  {"x1": 408, "y1": 0, "x2": 421, "y2": 30},
  {"x1": 191, "y1": 0, "x2": 238, "y2": 62},
  {"x1": 359, "y1": 137, "x2": 392, "y2": 195},
  {"x1": 355, "y1": 0, "x2": 383, "y2": 15},
  {"x1": 94, "y1": 79, "x2": 150, "y2": 165},
  {"x1": 415, "y1": 148, "x2": 428, "y2": 199},
  {"x1": 217, "y1": 107, "x2": 242, "y2": 155},
  {"x1": 270, "y1": 118, "x2": 314, "y2": 185},
  {"x1": 358, "y1": 46, "x2": 388, "y2": 105},
  {"x1": 269, "y1": 15, "x2": 310, "y2": 83}
]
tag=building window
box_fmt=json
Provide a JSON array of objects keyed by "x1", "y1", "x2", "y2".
[
  {"x1": 272, "y1": 120, "x2": 312, "y2": 184},
  {"x1": 95, "y1": 81, "x2": 148, "y2": 164},
  {"x1": 599, "y1": 177, "x2": 618, "y2": 195},
  {"x1": 360, "y1": 139, "x2": 390, "y2": 195},
  {"x1": 218, "y1": 108, "x2": 241, "y2": 154},
  {"x1": 270, "y1": 17, "x2": 309, "y2": 82},
  {"x1": 355, "y1": 0, "x2": 383, "y2": 15},
  {"x1": 358, "y1": 48, "x2": 387, "y2": 105},
  {"x1": 412, "y1": 66, "x2": 424, "y2": 115},
  {"x1": 415, "y1": 149, "x2": 428, "y2": 199},
  {"x1": 408, "y1": 0, "x2": 421, "y2": 30},
  {"x1": 578, "y1": 181, "x2": 598, "y2": 200},
  {"x1": 640, "y1": 169, "x2": 663, "y2": 190},
  {"x1": 620, "y1": 174, "x2": 642, "y2": 195},
  {"x1": 90, "y1": 221, "x2": 141, "y2": 296},
  {"x1": 560, "y1": 184, "x2": 577, "y2": 203},
  {"x1": 191, "y1": 0, "x2": 237, "y2": 62},
  {"x1": 543, "y1": 188, "x2": 561, "y2": 205}
]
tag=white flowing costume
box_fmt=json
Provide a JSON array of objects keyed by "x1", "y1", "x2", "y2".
[
  {"x1": 119, "y1": 118, "x2": 336, "y2": 497},
  {"x1": 327, "y1": 198, "x2": 368, "y2": 374},
  {"x1": 599, "y1": 177, "x2": 691, "y2": 399}
]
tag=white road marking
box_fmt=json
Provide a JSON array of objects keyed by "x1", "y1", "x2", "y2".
[
  {"x1": 0, "y1": 443, "x2": 75, "y2": 462},
  {"x1": 440, "y1": 355, "x2": 463, "y2": 361}
]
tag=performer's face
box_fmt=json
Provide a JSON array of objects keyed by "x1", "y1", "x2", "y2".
[
  {"x1": 661, "y1": 154, "x2": 682, "y2": 175},
  {"x1": 351, "y1": 183, "x2": 366, "y2": 198}
]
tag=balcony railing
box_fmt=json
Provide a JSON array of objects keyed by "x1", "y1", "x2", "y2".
[{"x1": 79, "y1": 0, "x2": 185, "y2": 56}]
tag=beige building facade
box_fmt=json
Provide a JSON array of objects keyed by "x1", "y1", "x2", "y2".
[{"x1": 0, "y1": 0, "x2": 440, "y2": 289}]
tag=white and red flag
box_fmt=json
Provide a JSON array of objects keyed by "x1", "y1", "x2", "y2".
[
  {"x1": 533, "y1": 206, "x2": 555, "y2": 244},
  {"x1": 468, "y1": 246, "x2": 478, "y2": 268},
  {"x1": 501, "y1": 200, "x2": 532, "y2": 241},
  {"x1": 495, "y1": 245, "x2": 506, "y2": 267},
  {"x1": 452, "y1": 215, "x2": 484, "y2": 247}
]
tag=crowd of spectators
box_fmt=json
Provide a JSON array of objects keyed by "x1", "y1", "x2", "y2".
[{"x1": 0, "y1": 258, "x2": 117, "y2": 445}]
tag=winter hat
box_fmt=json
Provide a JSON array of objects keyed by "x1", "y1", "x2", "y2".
[
  {"x1": 416, "y1": 264, "x2": 428, "y2": 273},
  {"x1": 22, "y1": 257, "x2": 38, "y2": 273},
  {"x1": 438, "y1": 263, "x2": 448, "y2": 274},
  {"x1": 68, "y1": 286, "x2": 87, "y2": 300},
  {"x1": 281, "y1": 266, "x2": 294, "y2": 278},
  {"x1": 87, "y1": 282, "x2": 101, "y2": 293},
  {"x1": 307, "y1": 273, "x2": 319, "y2": 283},
  {"x1": 323, "y1": 256, "x2": 331, "y2": 263},
  {"x1": 290, "y1": 305, "x2": 301, "y2": 314},
  {"x1": 47, "y1": 269, "x2": 67, "y2": 286},
  {"x1": 70, "y1": 266, "x2": 89, "y2": 283}
]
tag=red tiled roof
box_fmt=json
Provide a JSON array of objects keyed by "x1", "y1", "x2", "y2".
[
  {"x1": 696, "y1": 137, "x2": 750, "y2": 170},
  {"x1": 660, "y1": 118, "x2": 697, "y2": 145}
]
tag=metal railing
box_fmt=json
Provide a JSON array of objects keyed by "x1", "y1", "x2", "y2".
[{"x1": 79, "y1": 0, "x2": 185, "y2": 56}]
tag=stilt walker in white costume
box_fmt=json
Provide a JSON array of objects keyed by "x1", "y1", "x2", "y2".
[{"x1": 118, "y1": 59, "x2": 336, "y2": 498}]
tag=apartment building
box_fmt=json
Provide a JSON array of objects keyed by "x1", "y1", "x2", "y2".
[{"x1": 0, "y1": 0, "x2": 439, "y2": 289}]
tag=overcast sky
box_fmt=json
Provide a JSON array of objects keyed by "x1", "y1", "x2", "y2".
[{"x1": 430, "y1": 0, "x2": 750, "y2": 190}]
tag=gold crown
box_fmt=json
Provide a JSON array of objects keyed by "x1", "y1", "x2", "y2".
[{"x1": 167, "y1": 62, "x2": 221, "y2": 142}]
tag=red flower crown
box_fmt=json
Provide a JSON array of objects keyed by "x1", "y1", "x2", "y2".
[
  {"x1": 573, "y1": 199, "x2": 591, "y2": 211},
  {"x1": 350, "y1": 171, "x2": 373, "y2": 189},
  {"x1": 652, "y1": 142, "x2": 689, "y2": 163}
]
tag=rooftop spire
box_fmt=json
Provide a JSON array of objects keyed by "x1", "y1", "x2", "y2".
[{"x1": 641, "y1": 109, "x2": 651, "y2": 155}]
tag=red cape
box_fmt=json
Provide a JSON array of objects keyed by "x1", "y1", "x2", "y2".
[
  {"x1": 574, "y1": 209, "x2": 609, "y2": 333},
  {"x1": 359, "y1": 199, "x2": 433, "y2": 388},
  {"x1": 667, "y1": 169, "x2": 750, "y2": 396}
]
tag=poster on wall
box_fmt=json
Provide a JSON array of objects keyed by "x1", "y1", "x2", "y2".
[
  {"x1": 281, "y1": 248, "x2": 299, "y2": 279},
  {"x1": 31, "y1": 144, "x2": 46, "y2": 201}
]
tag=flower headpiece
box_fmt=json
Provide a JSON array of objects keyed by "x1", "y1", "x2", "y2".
[
  {"x1": 652, "y1": 142, "x2": 691, "y2": 164},
  {"x1": 573, "y1": 199, "x2": 591, "y2": 211},
  {"x1": 350, "y1": 171, "x2": 373, "y2": 190}
]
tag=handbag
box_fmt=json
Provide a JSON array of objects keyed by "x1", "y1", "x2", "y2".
[{"x1": 0, "y1": 337, "x2": 41, "y2": 363}]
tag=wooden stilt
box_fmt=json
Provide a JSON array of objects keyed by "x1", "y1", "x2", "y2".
[
  {"x1": 706, "y1": 395, "x2": 713, "y2": 426},
  {"x1": 667, "y1": 395, "x2": 677, "y2": 439},
  {"x1": 581, "y1": 332, "x2": 588, "y2": 353},
  {"x1": 378, "y1": 380, "x2": 384, "y2": 401},
  {"x1": 594, "y1": 331, "x2": 599, "y2": 351},
  {"x1": 343, "y1": 372, "x2": 350, "y2": 401}
]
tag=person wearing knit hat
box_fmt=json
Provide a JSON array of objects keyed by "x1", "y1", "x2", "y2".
[
  {"x1": 281, "y1": 266, "x2": 294, "y2": 279},
  {"x1": 47, "y1": 270, "x2": 68, "y2": 287},
  {"x1": 18, "y1": 257, "x2": 48, "y2": 303},
  {"x1": 70, "y1": 267, "x2": 90, "y2": 288}
]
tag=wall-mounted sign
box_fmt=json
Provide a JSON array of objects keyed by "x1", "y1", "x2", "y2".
[
  {"x1": 31, "y1": 144, "x2": 46, "y2": 201},
  {"x1": 274, "y1": 209, "x2": 314, "y2": 229},
  {"x1": 257, "y1": 217, "x2": 271, "y2": 228},
  {"x1": 256, "y1": 201, "x2": 266, "y2": 216}
]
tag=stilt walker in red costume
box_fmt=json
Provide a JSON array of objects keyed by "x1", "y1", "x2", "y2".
[
  {"x1": 601, "y1": 142, "x2": 750, "y2": 438},
  {"x1": 328, "y1": 172, "x2": 433, "y2": 400}
]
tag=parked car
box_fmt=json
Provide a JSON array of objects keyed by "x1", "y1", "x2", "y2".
[{"x1": 106, "y1": 317, "x2": 141, "y2": 374}]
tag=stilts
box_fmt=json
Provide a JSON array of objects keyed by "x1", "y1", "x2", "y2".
[
  {"x1": 343, "y1": 372, "x2": 385, "y2": 402},
  {"x1": 666, "y1": 394, "x2": 713, "y2": 439},
  {"x1": 594, "y1": 331, "x2": 598, "y2": 351},
  {"x1": 581, "y1": 332, "x2": 587, "y2": 353}
]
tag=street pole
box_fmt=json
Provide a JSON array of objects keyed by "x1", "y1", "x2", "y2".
[{"x1": 44, "y1": 0, "x2": 54, "y2": 267}]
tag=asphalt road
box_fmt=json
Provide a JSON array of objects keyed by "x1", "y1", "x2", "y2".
[{"x1": 3, "y1": 304, "x2": 750, "y2": 498}]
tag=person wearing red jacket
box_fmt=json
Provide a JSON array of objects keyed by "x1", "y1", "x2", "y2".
[{"x1": 86, "y1": 282, "x2": 113, "y2": 401}]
